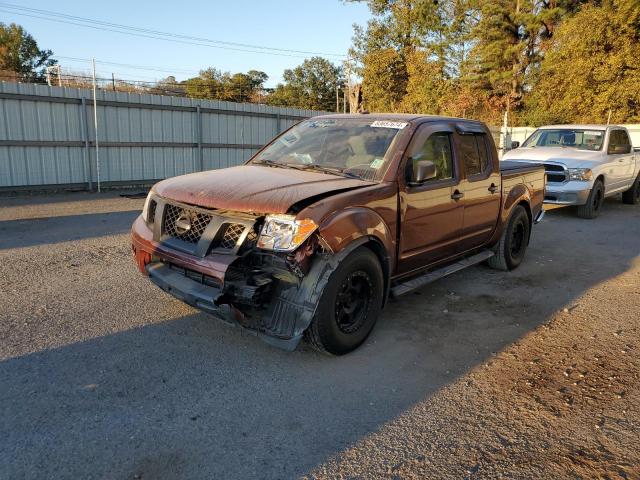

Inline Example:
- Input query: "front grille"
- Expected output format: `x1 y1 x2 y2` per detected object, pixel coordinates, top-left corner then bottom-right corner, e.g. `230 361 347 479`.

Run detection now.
163 204 212 244
544 163 568 183
220 223 245 250
159 201 258 255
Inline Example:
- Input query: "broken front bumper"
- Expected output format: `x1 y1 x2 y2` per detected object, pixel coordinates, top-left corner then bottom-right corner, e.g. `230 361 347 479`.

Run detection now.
144 261 302 350
131 214 340 351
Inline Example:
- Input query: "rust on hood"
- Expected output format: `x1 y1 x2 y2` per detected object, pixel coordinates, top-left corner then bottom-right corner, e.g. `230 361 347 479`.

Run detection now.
154 165 375 214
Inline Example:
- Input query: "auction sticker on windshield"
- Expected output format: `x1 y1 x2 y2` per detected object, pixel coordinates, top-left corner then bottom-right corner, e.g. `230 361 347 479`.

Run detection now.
370 158 385 169
371 120 408 129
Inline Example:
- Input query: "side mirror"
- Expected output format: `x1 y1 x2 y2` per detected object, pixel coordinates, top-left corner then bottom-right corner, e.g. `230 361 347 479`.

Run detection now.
511 141 520 149
609 144 630 154
412 160 437 185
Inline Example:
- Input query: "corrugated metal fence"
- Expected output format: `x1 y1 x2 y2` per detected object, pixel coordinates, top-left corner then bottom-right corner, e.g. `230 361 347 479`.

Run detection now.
2 81 638 191
0 82 327 191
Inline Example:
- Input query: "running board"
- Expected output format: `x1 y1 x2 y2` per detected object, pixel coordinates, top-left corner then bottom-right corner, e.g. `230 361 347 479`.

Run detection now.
390 250 495 298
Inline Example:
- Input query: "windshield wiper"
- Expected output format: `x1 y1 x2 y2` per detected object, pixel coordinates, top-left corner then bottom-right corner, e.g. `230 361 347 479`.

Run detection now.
253 159 290 169
299 164 360 179
253 159 310 172
254 160 360 178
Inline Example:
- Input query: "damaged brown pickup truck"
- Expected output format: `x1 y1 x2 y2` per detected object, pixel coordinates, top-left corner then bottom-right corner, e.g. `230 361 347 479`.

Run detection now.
132 114 545 354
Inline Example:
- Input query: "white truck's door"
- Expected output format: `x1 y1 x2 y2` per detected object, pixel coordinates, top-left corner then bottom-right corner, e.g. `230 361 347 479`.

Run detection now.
607 129 635 191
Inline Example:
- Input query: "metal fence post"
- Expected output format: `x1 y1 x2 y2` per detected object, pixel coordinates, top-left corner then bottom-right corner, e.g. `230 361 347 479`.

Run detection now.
196 105 203 172
81 97 93 191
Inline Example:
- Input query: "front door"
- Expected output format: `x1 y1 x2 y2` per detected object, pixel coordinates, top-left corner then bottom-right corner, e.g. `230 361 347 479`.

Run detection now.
608 129 635 191
397 125 464 275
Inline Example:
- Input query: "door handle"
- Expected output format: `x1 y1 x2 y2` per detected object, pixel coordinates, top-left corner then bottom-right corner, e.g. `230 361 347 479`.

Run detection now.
488 183 499 194
451 190 464 201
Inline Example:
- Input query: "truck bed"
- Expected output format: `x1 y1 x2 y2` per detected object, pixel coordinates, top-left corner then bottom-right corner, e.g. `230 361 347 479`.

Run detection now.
500 160 544 179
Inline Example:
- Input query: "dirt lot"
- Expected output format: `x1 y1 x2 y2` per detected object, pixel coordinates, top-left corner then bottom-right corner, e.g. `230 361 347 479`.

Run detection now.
0 191 638 480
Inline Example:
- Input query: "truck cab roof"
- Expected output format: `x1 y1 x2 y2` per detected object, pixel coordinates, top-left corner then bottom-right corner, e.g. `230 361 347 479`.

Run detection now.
536 124 627 130
315 113 487 127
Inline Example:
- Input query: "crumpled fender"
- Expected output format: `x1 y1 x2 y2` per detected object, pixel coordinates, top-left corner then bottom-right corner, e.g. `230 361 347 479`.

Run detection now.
317 206 395 270
257 237 373 351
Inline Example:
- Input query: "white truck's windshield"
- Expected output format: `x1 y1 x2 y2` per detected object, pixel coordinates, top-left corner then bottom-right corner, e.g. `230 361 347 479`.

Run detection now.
523 129 605 151
251 118 407 181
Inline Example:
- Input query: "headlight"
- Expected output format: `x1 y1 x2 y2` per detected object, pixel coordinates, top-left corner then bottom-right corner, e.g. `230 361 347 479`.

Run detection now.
257 215 318 252
142 191 155 223
568 168 593 181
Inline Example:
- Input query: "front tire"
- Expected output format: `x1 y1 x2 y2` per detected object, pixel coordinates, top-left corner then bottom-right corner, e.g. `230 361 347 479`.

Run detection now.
622 174 640 205
305 247 384 355
577 179 604 219
487 205 530 272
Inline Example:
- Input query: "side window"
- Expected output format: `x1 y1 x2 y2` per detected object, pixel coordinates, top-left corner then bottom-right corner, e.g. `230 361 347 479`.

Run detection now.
609 130 620 149
608 130 630 153
475 135 490 172
619 130 631 147
407 131 454 183
459 134 489 176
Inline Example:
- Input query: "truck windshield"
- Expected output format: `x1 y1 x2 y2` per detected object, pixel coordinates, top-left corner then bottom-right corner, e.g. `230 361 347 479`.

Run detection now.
250 118 407 181
522 129 605 151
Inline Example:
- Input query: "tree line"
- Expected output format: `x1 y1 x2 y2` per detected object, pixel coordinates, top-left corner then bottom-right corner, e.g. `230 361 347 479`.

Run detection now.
351 0 640 125
2 0 639 126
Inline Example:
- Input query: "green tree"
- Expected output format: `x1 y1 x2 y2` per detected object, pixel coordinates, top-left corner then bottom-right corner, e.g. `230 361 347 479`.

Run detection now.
0 23 56 81
523 0 640 125
460 0 590 123
184 68 268 102
267 57 343 111
349 0 450 112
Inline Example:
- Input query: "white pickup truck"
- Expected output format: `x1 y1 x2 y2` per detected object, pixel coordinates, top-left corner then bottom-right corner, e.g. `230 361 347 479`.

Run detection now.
502 124 640 218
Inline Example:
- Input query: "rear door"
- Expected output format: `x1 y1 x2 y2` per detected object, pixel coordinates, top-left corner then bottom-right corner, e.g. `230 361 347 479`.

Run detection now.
608 129 635 190
397 123 464 275
456 128 501 252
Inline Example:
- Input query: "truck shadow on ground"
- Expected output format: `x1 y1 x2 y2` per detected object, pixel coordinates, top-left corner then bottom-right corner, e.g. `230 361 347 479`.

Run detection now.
0 210 140 249
1 200 639 479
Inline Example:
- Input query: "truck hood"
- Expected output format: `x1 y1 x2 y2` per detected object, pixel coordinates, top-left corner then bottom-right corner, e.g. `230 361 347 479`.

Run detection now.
154 165 376 214
502 147 602 167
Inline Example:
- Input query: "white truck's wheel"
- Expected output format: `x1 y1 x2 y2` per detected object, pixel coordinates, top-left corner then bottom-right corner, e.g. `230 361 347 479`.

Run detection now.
576 180 604 219
622 174 640 205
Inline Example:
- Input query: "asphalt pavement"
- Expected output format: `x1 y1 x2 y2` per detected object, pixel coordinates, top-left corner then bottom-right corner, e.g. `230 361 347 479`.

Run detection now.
1 191 638 479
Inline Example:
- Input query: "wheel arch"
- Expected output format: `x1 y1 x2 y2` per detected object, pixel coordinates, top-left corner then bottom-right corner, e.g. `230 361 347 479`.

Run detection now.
359 236 391 307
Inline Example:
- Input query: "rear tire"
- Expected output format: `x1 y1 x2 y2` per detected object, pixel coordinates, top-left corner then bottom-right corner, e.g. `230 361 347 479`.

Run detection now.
622 174 640 205
305 247 384 355
487 205 530 272
577 179 604 219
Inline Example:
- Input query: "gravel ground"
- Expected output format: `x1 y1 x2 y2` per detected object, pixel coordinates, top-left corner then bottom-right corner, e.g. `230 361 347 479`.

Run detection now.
0 191 638 480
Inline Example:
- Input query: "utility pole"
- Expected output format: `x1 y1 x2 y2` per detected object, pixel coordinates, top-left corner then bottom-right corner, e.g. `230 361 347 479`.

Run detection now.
112 73 116 92
342 57 351 113
336 84 339 112
92 58 101 193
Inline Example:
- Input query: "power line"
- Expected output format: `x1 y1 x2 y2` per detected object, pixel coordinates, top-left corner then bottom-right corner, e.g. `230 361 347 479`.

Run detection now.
55 56 201 76
0 3 347 59
0 8 309 58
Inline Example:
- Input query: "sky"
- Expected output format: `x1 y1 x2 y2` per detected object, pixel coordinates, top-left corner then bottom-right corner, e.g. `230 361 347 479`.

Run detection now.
1 1 372 86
